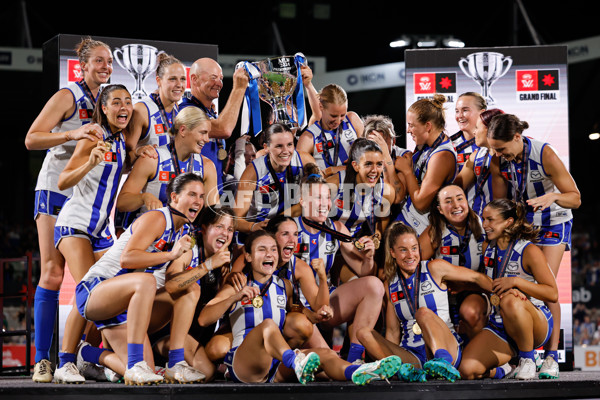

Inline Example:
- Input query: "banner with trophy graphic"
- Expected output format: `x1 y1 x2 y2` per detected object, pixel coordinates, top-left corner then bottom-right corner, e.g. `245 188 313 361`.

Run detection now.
42 34 217 102
42 33 218 354
405 45 573 367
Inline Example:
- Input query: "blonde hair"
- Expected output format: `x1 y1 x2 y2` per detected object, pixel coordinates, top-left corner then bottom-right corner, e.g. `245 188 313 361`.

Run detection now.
319 84 348 107
169 107 209 137
458 92 487 111
75 36 111 70
408 94 447 130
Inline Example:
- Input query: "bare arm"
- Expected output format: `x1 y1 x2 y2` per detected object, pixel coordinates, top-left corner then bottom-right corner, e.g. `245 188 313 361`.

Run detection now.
116 151 159 212
57 139 105 190
384 281 401 344
526 145 581 211
208 68 249 139
492 244 558 303
396 150 456 212
120 211 192 269
25 89 103 150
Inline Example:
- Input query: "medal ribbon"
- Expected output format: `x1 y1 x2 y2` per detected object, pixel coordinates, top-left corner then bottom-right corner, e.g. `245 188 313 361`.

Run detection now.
293 53 307 128
509 138 529 204
78 79 98 108
492 240 516 280
168 142 193 176
447 224 472 267
248 271 273 304
150 93 175 130
320 122 341 168
412 133 446 184
301 217 356 244
397 266 421 319
238 61 262 137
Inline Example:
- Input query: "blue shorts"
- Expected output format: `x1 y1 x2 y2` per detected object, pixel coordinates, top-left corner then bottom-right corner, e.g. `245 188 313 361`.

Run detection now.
484 303 553 350
54 225 113 252
34 190 68 219
223 346 281 383
76 277 128 330
537 220 572 250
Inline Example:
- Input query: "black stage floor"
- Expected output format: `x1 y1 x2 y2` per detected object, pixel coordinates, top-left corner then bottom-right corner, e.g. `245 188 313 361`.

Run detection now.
1 372 599 400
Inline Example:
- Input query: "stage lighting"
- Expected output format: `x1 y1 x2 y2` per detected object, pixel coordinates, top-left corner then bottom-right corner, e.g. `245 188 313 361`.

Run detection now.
442 37 465 48
589 133 600 140
390 36 412 48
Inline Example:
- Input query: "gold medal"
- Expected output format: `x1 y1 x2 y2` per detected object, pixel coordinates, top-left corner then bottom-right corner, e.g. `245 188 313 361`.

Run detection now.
217 148 228 160
372 234 380 250
291 304 303 313
353 240 365 251
490 294 500 307
251 296 264 308
189 236 196 249
412 322 422 335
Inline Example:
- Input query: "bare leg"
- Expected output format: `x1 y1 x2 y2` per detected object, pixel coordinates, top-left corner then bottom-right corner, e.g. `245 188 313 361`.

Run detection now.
458 293 489 339
541 244 565 353
459 329 513 380
232 319 292 383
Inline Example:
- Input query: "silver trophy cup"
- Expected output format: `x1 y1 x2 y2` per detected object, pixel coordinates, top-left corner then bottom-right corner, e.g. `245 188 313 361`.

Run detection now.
113 44 159 100
458 52 512 105
254 55 299 129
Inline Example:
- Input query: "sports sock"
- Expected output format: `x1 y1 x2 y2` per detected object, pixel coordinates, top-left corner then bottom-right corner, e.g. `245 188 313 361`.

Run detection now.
34 287 59 363
127 343 144 369
347 343 365 363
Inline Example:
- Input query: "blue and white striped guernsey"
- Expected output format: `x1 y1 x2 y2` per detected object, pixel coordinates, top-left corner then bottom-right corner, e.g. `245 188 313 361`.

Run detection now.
304 117 358 170
388 261 460 349
55 125 126 239
136 94 178 148
35 81 96 197
229 274 287 348
81 207 186 289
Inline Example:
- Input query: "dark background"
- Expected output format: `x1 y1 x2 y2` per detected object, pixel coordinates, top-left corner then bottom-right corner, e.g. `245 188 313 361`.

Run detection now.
1 0 600 257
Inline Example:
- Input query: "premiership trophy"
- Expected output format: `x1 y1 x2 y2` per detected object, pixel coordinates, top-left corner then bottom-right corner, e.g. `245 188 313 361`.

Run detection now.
254 55 301 130
458 51 512 105
113 44 160 100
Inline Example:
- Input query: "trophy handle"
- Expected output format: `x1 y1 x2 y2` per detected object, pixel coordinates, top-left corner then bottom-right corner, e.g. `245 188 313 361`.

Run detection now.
499 56 513 79
113 48 126 71
458 58 473 79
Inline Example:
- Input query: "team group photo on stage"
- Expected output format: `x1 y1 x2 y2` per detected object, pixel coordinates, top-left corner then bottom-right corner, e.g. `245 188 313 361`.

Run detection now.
5 2 600 396
12 30 581 390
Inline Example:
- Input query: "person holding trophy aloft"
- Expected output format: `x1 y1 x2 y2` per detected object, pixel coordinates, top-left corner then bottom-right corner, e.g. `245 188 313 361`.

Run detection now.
180 57 249 195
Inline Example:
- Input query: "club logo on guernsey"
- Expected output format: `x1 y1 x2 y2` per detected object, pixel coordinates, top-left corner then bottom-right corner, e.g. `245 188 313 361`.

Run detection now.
154 239 167 251
159 171 177 182
79 109 92 119
390 291 404 303
104 152 117 162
